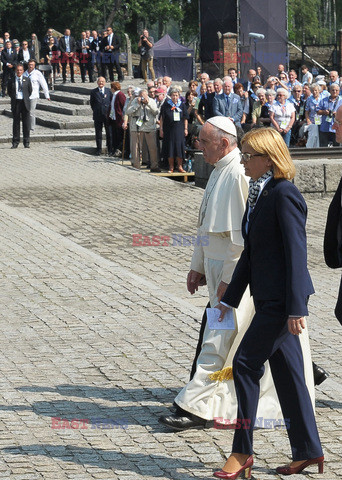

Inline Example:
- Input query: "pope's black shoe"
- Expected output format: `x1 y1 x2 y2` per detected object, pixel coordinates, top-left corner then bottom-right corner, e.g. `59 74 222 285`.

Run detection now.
158 412 207 431
313 362 329 386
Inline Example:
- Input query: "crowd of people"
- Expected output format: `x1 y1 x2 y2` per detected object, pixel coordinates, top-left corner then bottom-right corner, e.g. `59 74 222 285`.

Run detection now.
2 27 342 156
0 27 124 94
91 64 342 173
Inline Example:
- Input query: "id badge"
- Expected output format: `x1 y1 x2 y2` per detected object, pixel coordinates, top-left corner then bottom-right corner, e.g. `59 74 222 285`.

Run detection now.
136 118 143 127
280 120 287 129
173 111 180 122
296 113 299 121
299 106 304 116
314 115 321 125
326 116 332 123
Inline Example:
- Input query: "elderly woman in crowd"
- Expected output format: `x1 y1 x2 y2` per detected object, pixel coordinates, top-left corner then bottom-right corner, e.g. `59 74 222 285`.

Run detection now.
251 87 271 127
108 81 126 157
160 87 189 173
317 83 342 147
122 85 135 159
269 88 296 146
305 83 321 148
266 88 276 106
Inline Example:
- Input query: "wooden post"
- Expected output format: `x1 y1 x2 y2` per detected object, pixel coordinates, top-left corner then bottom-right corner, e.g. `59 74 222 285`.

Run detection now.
124 33 133 78
338 30 342 74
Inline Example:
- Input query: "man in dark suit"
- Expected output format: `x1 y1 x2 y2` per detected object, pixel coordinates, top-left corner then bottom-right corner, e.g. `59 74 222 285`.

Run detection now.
77 31 93 82
90 30 102 79
59 29 76 83
43 28 58 47
324 105 342 323
242 68 257 94
212 80 243 127
101 26 123 82
90 77 112 155
1 40 18 96
8 64 32 148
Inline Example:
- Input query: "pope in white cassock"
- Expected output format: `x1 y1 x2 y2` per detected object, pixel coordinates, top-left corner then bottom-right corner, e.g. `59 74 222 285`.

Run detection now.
159 117 315 431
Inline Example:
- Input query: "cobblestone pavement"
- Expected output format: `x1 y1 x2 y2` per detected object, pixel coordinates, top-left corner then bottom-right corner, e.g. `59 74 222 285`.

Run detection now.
0 142 341 480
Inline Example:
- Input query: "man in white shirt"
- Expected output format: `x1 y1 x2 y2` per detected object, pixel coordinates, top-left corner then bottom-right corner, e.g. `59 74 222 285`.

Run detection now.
301 65 313 85
24 60 50 131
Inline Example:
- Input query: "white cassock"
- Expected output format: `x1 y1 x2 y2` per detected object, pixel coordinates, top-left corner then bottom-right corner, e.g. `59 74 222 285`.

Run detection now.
175 147 315 426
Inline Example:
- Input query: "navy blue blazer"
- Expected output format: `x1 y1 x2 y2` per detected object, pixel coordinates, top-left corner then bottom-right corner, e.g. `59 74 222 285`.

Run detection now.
212 92 243 126
222 177 314 316
90 87 112 121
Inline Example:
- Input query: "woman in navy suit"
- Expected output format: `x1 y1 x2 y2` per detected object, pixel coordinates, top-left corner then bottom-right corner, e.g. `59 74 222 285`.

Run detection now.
214 128 323 479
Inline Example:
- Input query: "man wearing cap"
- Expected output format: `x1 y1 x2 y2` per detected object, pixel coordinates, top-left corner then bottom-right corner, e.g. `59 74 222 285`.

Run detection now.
158 117 255 430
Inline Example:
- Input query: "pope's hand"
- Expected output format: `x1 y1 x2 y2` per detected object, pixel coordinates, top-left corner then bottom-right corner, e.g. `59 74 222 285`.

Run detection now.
216 281 228 302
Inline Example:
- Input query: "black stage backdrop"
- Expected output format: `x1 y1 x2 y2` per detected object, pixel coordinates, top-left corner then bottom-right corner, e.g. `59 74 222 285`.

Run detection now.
200 0 237 63
239 0 287 79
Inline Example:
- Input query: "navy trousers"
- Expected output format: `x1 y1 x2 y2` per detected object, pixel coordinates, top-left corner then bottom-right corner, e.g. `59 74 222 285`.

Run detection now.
232 299 323 461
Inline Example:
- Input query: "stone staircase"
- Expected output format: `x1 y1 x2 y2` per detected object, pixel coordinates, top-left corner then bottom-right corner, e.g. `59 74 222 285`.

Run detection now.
0 82 97 143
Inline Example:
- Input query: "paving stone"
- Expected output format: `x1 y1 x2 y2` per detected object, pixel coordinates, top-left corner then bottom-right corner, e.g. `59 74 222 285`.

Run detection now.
0 142 340 480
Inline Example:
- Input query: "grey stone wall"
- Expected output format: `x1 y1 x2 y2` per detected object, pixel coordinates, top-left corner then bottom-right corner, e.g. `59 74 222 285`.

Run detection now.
194 152 342 196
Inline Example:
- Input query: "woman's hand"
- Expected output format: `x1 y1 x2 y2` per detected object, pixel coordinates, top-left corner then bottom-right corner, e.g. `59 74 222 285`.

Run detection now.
288 316 306 335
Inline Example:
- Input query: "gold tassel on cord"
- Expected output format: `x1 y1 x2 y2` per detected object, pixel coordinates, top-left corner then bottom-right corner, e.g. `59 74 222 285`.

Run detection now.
209 366 233 382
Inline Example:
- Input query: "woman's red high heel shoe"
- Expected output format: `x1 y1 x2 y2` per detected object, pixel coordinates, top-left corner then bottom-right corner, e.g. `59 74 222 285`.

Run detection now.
213 455 253 479
276 456 324 475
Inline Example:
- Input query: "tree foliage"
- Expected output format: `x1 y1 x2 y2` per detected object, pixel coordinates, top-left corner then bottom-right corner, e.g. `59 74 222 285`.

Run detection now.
0 0 198 45
288 0 340 44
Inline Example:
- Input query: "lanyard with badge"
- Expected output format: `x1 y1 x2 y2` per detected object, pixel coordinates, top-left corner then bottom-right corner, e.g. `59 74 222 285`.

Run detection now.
172 106 181 121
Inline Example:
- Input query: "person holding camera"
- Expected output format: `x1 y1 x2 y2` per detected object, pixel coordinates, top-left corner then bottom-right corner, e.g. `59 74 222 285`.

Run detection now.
317 83 342 146
126 88 160 171
138 29 155 83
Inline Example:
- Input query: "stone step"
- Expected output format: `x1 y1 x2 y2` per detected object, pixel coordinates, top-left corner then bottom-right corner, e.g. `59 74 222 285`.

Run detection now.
48 91 90 105
54 84 96 95
36 99 92 116
0 132 95 144
3 109 93 129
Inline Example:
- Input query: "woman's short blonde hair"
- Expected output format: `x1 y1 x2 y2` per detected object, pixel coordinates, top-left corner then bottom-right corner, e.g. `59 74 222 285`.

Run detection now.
241 128 296 180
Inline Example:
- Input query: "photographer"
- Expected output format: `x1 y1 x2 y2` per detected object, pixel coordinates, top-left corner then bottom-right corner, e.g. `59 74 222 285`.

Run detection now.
138 29 155 83
126 88 160 171
317 84 342 146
